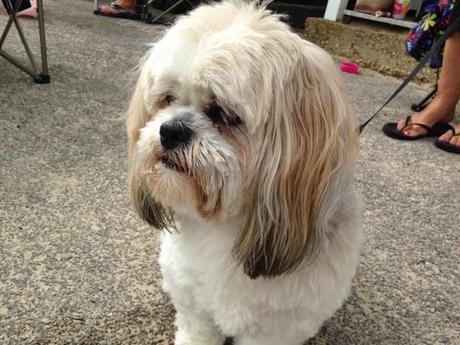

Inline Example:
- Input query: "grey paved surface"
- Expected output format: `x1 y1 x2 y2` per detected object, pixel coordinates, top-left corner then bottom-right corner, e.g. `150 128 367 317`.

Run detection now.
0 1 459 344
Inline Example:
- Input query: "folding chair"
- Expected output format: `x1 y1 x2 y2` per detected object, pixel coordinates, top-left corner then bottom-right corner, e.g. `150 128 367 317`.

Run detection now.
0 0 49 83
410 87 437 112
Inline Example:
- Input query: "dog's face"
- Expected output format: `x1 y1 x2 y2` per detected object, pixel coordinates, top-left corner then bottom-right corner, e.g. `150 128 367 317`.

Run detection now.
127 1 358 279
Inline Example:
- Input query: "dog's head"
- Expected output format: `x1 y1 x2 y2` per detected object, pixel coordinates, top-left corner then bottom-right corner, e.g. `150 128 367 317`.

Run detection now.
127 0 358 279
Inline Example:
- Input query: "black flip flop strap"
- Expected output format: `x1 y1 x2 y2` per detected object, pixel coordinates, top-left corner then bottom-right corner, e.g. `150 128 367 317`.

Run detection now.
359 9 460 134
401 116 432 133
442 124 459 137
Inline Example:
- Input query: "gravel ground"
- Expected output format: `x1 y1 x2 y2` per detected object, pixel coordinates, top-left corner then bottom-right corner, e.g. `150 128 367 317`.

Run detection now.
0 1 459 344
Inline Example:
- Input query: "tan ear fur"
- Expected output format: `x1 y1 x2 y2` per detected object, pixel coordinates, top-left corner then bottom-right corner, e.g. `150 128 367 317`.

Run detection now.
234 42 358 279
127 77 150 168
127 74 175 229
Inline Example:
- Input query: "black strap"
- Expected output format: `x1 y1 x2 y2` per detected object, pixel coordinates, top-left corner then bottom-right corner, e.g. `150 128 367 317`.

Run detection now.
400 115 432 132
359 10 460 134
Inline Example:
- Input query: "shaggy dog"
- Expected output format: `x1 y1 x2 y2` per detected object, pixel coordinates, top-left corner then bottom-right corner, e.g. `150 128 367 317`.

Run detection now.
127 1 362 344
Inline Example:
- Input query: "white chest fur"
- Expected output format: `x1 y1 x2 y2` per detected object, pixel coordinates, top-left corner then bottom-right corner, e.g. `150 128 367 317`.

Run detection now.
158 205 362 344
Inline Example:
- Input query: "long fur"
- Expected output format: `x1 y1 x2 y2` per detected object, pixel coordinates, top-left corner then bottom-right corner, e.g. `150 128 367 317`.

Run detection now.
127 1 361 344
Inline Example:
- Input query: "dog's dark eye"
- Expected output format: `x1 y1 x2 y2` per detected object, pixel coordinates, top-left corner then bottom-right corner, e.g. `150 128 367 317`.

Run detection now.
227 115 243 126
206 105 243 128
206 105 224 124
164 94 175 105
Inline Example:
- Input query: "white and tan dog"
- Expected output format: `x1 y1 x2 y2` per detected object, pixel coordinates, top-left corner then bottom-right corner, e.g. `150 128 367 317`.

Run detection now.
127 1 362 344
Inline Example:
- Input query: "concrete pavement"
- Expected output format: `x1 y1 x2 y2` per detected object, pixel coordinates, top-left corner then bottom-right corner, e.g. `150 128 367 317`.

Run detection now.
1 1 459 344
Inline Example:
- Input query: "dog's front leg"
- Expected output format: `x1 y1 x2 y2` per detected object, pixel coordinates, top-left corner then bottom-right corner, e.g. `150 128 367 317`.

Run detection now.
234 331 310 345
174 307 225 345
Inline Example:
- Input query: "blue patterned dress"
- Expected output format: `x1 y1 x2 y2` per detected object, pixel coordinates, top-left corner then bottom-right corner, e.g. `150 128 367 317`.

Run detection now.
406 0 458 67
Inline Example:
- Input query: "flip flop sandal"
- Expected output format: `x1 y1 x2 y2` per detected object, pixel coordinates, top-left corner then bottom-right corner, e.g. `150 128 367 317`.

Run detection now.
95 3 140 20
382 115 451 141
434 125 460 154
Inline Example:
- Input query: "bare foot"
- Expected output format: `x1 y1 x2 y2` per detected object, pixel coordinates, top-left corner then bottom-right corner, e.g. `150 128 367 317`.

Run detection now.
438 122 460 147
112 0 135 11
98 0 136 15
396 95 456 137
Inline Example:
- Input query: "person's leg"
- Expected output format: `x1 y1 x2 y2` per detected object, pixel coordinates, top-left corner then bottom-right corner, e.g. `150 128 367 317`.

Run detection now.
396 31 460 137
436 31 460 147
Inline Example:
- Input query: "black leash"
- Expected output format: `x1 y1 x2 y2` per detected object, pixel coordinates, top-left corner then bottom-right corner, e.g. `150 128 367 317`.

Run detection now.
359 11 460 134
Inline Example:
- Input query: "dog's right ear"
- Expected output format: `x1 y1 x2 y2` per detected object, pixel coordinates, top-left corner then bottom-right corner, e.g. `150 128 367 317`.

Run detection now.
126 75 150 165
126 72 175 230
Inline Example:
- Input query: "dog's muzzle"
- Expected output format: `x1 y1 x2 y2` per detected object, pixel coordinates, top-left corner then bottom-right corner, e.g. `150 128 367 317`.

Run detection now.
160 119 193 150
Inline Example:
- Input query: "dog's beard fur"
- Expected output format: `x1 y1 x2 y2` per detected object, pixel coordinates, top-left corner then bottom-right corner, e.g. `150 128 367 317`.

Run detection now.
130 104 247 224
127 0 359 279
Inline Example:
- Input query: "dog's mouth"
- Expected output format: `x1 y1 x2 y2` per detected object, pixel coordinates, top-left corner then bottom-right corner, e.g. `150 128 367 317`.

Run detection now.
160 154 184 172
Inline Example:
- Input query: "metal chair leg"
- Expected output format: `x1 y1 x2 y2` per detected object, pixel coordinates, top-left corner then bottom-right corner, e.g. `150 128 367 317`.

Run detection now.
410 87 437 112
0 0 50 83
36 0 49 83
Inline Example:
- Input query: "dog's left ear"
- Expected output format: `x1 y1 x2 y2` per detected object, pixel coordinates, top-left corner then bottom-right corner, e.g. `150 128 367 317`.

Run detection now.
233 42 358 279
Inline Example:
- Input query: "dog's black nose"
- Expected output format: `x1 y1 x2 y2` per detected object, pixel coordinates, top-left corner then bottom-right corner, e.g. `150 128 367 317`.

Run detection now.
160 119 193 150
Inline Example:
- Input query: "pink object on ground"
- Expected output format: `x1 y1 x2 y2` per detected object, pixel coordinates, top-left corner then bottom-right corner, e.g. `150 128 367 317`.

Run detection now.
17 0 37 18
339 61 360 74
